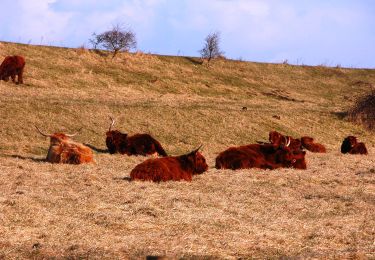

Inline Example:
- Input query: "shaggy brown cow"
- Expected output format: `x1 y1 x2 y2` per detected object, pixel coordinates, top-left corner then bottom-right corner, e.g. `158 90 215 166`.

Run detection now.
0 55 25 84
341 136 368 155
215 143 306 170
300 136 327 153
130 146 208 182
105 117 167 156
36 126 94 164
269 131 302 151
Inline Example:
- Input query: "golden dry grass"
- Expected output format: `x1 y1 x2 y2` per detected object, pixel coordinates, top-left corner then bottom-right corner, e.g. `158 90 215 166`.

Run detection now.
0 41 374 259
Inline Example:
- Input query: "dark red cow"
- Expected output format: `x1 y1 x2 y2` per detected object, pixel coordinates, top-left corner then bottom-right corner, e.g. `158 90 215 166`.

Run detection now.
269 131 302 151
106 117 167 156
130 147 208 182
215 143 306 170
300 136 326 153
341 136 368 155
0 55 25 84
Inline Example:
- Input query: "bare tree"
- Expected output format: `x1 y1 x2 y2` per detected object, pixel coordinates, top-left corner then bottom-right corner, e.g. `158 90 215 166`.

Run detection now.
90 24 137 58
199 32 224 64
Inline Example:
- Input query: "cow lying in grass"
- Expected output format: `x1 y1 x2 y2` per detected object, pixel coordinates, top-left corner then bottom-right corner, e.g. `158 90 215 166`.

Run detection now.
36 126 94 164
106 117 167 156
300 136 327 153
130 146 208 182
215 143 306 170
269 131 326 153
0 55 25 84
341 136 368 155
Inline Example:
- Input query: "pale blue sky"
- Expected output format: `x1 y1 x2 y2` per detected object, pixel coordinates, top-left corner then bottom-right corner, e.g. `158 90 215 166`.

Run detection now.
0 0 374 68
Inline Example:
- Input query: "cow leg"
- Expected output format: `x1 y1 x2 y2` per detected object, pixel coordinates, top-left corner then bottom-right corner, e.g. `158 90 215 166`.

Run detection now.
11 74 16 83
17 70 23 84
3 76 9 82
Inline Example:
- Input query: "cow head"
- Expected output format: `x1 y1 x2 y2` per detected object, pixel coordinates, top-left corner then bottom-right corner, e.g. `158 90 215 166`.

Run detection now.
105 116 128 154
269 131 292 147
183 145 208 174
341 136 358 154
269 131 283 146
276 147 306 169
270 131 302 151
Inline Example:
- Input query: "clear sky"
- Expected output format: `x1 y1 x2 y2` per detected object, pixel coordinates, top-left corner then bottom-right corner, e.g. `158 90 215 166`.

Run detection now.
1 0 374 68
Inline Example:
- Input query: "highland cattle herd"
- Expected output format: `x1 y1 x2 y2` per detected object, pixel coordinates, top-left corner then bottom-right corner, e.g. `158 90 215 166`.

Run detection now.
0 55 370 182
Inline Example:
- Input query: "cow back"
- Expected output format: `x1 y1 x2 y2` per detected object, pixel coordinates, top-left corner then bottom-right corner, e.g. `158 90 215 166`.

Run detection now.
130 157 192 182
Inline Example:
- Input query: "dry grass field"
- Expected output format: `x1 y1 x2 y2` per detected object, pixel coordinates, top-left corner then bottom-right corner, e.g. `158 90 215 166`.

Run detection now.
0 41 374 259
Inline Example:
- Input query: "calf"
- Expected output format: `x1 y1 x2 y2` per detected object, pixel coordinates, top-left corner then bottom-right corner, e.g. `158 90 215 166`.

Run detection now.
106 117 167 156
215 143 306 170
300 136 326 153
130 146 208 182
341 136 368 155
0 55 25 84
36 126 93 164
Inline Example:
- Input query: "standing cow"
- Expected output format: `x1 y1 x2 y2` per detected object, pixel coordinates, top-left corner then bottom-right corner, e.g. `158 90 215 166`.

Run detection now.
130 146 208 182
106 117 167 156
36 126 94 164
0 55 25 84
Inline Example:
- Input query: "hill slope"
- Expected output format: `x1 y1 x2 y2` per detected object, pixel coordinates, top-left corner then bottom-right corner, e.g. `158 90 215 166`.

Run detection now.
0 42 374 259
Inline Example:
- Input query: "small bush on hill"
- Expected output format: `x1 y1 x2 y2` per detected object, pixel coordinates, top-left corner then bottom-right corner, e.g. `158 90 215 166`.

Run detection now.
349 90 375 131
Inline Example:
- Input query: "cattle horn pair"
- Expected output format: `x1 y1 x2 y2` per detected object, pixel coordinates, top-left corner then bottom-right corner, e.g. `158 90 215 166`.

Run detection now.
35 125 79 137
108 116 116 131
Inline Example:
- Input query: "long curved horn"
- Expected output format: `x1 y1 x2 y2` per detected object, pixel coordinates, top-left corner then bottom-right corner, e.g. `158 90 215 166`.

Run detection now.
108 116 115 131
192 144 203 153
35 125 51 137
65 128 81 137
285 136 291 147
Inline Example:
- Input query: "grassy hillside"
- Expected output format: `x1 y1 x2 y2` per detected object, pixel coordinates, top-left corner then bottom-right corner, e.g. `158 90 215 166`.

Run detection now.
0 41 374 259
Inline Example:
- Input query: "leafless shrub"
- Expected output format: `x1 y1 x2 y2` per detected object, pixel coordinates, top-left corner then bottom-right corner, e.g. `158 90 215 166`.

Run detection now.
349 89 375 131
90 24 137 58
199 31 224 65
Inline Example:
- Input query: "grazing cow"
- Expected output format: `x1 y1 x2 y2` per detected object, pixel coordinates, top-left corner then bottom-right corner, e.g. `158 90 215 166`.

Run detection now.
341 136 368 155
0 55 25 84
300 136 327 153
105 117 167 156
269 131 302 151
215 143 306 170
130 146 208 182
36 126 94 164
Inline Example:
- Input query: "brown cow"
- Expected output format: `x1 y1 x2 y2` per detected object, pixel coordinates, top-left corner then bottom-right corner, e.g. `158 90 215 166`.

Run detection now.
106 117 167 156
0 55 25 84
215 143 306 170
130 146 208 182
36 126 94 164
341 136 368 155
300 136 326 153
269 131 302 151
